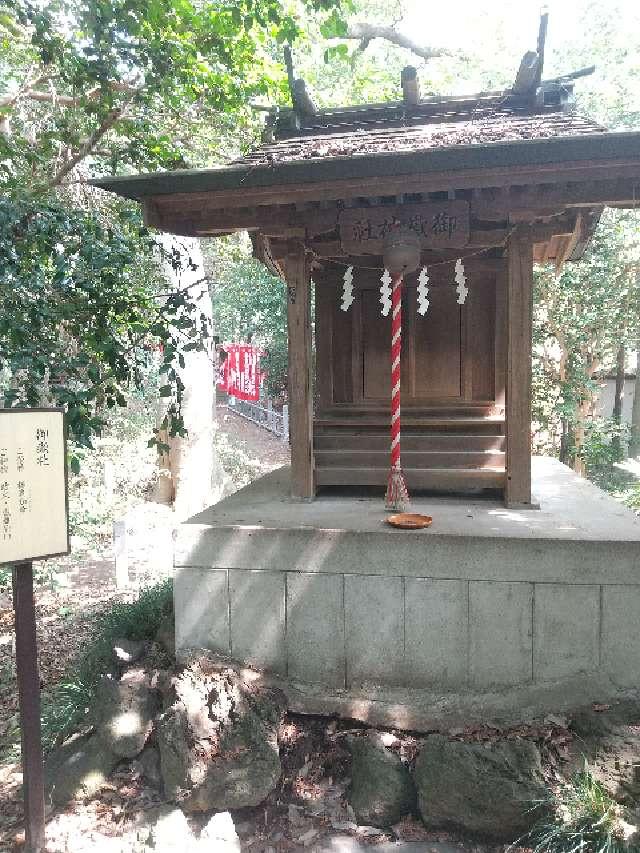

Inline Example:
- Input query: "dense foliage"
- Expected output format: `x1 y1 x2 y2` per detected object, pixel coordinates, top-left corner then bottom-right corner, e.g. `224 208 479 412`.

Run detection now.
533 210 640 472
2 0 344 186
0 0 343 447
0 197 214 457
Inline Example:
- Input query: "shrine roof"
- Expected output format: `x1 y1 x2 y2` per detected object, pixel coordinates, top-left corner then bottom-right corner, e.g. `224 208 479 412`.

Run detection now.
93 121 640 204
237 107 605 167
92 82 640 208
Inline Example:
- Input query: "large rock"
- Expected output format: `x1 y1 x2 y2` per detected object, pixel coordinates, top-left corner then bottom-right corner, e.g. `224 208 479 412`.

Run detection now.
93 669 160 758
347 734 415 827
157 651 286 813
414 734 548 841
45 732 120 806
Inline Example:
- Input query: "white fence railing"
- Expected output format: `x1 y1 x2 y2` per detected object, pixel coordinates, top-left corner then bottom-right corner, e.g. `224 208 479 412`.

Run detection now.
227 396 289 443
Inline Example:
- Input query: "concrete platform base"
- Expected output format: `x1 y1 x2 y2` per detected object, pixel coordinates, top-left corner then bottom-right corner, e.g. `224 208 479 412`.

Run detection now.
174 457 640 709
318 841 469 853
267 671 638 732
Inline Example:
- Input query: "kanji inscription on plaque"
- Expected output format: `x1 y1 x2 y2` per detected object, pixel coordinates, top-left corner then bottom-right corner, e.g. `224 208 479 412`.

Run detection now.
0 409 68 565
339 200 470 255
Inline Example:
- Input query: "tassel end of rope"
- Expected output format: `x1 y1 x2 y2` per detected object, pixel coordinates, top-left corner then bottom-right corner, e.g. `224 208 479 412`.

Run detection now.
385 465 411 512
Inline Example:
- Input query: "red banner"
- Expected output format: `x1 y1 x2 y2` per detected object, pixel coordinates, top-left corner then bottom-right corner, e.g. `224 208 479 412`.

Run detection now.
217 344 264 401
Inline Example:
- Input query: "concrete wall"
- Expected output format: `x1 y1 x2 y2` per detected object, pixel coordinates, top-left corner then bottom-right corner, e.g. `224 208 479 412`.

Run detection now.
174 566 640 691
594 377 635 423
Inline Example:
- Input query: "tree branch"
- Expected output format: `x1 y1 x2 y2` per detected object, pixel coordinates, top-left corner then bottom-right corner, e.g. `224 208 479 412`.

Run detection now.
48 106 126 188
0 70 48 112
344 22 454 61
0 80 140 109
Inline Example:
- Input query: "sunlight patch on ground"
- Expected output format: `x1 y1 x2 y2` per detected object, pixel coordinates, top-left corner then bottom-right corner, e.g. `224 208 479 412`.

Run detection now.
615 458 640 478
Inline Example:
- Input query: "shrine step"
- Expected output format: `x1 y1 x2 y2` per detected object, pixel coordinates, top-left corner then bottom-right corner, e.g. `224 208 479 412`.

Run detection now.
314 433 506 452
314 416 505 433
315 466 506 491
315 449 506 469
320 405 498 418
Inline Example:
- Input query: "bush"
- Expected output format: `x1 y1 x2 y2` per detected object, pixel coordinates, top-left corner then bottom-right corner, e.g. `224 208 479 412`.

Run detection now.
525 768 638 853
583 418 629 477
41 579 173 750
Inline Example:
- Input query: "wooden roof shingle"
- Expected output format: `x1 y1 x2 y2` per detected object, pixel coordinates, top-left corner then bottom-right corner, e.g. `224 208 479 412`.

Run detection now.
238 108 606 167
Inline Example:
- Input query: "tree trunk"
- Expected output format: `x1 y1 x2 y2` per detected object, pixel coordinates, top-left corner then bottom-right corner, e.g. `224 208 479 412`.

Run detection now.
573 401 589 477
612 344 626 458
630 339 640 458
559 418 570 465
153 236 225 520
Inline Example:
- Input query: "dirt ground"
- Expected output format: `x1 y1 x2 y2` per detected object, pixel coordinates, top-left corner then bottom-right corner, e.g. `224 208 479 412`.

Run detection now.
0 411 291 851
218 404 290 471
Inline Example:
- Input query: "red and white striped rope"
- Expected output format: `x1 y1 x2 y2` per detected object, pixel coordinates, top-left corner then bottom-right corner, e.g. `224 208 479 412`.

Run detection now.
390 272 403 471
385 272 410 511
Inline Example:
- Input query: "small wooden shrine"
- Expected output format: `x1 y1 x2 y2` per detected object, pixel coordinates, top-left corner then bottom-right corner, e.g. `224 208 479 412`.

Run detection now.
96 25 640 507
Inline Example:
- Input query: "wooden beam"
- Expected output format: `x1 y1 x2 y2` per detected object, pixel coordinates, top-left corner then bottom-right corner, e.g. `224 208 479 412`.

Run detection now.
554 211 584 270
535 10 549 90
512 51 540 96
282 244 315 499
472 178 640 219
314 279 333 411
494 260 507 414
139 160 640 213
252 234 286 279
505 228 533 507
152 202 339 240
147 173 639 237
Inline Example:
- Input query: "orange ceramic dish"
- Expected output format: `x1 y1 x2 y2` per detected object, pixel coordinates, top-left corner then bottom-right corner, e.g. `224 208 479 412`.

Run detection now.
386 513 433 529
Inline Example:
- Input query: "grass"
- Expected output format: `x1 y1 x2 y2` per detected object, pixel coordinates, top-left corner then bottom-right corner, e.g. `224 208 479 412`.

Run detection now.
525 768 639 853
40 579 173 751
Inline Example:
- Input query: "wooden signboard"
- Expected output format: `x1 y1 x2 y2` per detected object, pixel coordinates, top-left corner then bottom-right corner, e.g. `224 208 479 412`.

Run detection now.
0 409 69 566
339 200 470 255
2 409 69 853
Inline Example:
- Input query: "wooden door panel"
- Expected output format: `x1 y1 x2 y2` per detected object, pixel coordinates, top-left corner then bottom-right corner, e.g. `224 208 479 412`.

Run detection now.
362 289 389 400
361 289 411 400
470 278 496 401
334 271 496 406
413 286 461 398
331 300 354 403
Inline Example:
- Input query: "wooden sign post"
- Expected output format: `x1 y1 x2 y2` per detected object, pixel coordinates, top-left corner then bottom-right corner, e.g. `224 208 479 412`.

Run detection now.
0 409 69 853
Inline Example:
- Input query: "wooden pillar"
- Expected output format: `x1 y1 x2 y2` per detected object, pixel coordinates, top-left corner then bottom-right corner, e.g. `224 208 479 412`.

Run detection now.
505 229 533 506
283 243 315 499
